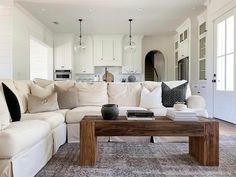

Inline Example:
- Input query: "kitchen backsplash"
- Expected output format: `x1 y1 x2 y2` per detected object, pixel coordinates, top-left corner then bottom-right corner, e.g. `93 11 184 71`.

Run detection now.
74 66 144 82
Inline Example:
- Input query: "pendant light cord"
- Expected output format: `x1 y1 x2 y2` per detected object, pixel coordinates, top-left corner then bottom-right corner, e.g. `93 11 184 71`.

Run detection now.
129 19 132 46
79 19 82 45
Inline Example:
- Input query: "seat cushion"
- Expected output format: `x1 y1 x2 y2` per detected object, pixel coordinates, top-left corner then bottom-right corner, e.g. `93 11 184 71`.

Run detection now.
66 106 102 123
0 120 50 158
149 107 167 116
21 112 64 129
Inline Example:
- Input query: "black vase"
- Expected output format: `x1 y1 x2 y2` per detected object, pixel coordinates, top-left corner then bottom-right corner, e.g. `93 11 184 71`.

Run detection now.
101 104 119 120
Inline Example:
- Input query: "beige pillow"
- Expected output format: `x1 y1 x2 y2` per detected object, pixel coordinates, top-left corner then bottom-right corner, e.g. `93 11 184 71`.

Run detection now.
0 91 10 130
55 85 79 109
31 83 54 98
76 82 108 106
28 92 59 113
33 78 54 87
108 83 142 107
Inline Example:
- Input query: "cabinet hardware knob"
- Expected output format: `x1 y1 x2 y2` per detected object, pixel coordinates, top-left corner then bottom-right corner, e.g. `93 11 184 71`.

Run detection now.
83 71 86 72
113 58 115 60
61 66 65 68
101 58 103 60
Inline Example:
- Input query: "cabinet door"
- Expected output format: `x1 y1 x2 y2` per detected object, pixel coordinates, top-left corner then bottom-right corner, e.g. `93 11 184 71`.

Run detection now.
122 35 143 74
93 39 103 66
54 34 73 70
93 35 122 66
54 45 65 69
75 36 94 74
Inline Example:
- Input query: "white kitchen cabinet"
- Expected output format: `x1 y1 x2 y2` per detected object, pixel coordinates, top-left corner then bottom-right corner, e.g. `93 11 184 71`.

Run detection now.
122 35 143 74
93 35 123 66
178 39 189 59
75 36 94 74
54 33 74 70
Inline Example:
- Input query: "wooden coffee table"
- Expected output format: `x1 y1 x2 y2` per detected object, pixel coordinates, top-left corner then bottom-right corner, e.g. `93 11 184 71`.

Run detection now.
79 116 219 166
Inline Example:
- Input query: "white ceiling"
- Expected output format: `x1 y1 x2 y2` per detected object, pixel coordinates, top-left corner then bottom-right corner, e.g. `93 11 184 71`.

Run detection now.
15 0 206 36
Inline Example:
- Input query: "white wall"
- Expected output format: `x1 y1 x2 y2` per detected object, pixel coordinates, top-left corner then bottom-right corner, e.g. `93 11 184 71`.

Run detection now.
143 35 175 81
13 4 54 80
0 0 13 79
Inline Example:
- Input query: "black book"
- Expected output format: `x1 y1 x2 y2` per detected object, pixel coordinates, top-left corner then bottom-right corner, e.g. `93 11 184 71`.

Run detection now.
127 110 154 117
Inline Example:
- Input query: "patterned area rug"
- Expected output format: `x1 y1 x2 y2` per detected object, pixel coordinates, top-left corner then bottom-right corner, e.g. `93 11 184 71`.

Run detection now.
36 136 236 177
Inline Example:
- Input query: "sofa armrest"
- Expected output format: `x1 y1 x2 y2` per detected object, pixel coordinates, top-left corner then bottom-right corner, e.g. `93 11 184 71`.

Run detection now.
186 95 206 109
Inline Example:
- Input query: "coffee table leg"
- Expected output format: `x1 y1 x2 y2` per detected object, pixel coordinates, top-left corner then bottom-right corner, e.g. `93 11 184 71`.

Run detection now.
79 121 97 166
189 122 219 166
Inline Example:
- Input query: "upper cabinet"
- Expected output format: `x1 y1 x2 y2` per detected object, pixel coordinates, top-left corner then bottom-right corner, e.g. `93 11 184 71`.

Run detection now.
122 35 143 74
93 35 123 66
198 11 207 81
74 35 94 74
54 33 74 70
176 18 191 60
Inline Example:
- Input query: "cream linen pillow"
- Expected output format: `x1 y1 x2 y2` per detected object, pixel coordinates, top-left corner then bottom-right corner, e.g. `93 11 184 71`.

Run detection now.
55 85 79 109
0 91 10 130
139 86 163 109
76 82 108 106
31 83 54 98
28 92 59 113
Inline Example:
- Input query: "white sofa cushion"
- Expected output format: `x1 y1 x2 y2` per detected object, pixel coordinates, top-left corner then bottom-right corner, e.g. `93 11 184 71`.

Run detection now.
142 81 162 91
0 92 10 130
139 86 162 109
13 80 32 113
21 112 65 129
66 106 102 123
108 83 142 107
0 120 50 158
76 82 108 106
149 107 167 116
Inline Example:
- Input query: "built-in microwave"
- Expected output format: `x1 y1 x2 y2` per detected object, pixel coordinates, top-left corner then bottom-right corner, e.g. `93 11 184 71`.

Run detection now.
54 70 72 81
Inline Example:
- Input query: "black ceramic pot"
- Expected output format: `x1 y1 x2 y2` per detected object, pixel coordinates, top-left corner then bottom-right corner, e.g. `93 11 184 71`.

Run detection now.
101 104 119 120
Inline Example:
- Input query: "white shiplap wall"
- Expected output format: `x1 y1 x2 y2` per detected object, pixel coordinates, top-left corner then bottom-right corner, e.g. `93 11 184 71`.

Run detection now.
0 5 13 79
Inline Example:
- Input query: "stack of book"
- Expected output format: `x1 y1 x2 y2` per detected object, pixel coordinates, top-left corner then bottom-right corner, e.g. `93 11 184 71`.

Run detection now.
126 110 154 120
167 108 198 121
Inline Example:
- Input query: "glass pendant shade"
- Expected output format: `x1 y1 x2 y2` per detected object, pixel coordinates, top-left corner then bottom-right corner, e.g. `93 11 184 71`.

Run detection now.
124 19 136 53
74 19 86 52
74 41 87 52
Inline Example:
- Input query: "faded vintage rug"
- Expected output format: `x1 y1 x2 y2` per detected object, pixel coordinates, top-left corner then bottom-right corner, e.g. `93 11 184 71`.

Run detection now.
36 136 236 177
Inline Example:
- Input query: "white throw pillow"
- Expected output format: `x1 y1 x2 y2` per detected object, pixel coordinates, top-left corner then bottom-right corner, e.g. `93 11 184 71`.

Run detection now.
31 83 54 98
0 91 10 130
139 86 163 109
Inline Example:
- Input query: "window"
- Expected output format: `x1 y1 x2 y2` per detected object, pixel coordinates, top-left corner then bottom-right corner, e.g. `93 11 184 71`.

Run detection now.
216 15 234 91
30 38 53 80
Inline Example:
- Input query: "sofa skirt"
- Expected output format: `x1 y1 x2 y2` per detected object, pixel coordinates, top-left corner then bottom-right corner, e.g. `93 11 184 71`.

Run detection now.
0 134 53 177
52 123 66 154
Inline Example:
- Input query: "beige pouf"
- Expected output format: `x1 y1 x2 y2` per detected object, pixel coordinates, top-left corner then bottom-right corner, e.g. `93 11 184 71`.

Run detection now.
187 95 206 109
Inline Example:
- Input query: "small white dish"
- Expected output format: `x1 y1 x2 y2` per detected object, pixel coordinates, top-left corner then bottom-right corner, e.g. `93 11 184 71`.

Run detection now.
174 104 187 111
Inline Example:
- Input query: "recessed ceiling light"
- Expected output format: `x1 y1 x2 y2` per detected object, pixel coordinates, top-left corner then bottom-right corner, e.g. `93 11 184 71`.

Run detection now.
137 8 143 12
89 8 94 13
41 8 46 12
192 7 196 10
53 21 59 25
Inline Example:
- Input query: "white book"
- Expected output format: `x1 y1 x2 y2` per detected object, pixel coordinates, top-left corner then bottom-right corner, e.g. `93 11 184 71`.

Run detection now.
168 116 199 121
167 108 197 118
127 117 154 120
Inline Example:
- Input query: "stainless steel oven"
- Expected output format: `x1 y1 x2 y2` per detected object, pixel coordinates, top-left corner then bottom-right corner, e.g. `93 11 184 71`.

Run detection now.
54 70 72 80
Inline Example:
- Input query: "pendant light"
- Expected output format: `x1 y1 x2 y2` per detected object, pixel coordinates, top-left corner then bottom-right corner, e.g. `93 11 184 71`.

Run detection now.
124 19 136 53
74 19 87 52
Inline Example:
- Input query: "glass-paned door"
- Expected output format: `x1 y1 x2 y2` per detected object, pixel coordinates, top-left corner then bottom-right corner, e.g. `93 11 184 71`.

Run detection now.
213 9 236 123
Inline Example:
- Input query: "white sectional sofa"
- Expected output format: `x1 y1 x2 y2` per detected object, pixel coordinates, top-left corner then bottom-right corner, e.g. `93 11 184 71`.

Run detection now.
0 79 208 177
